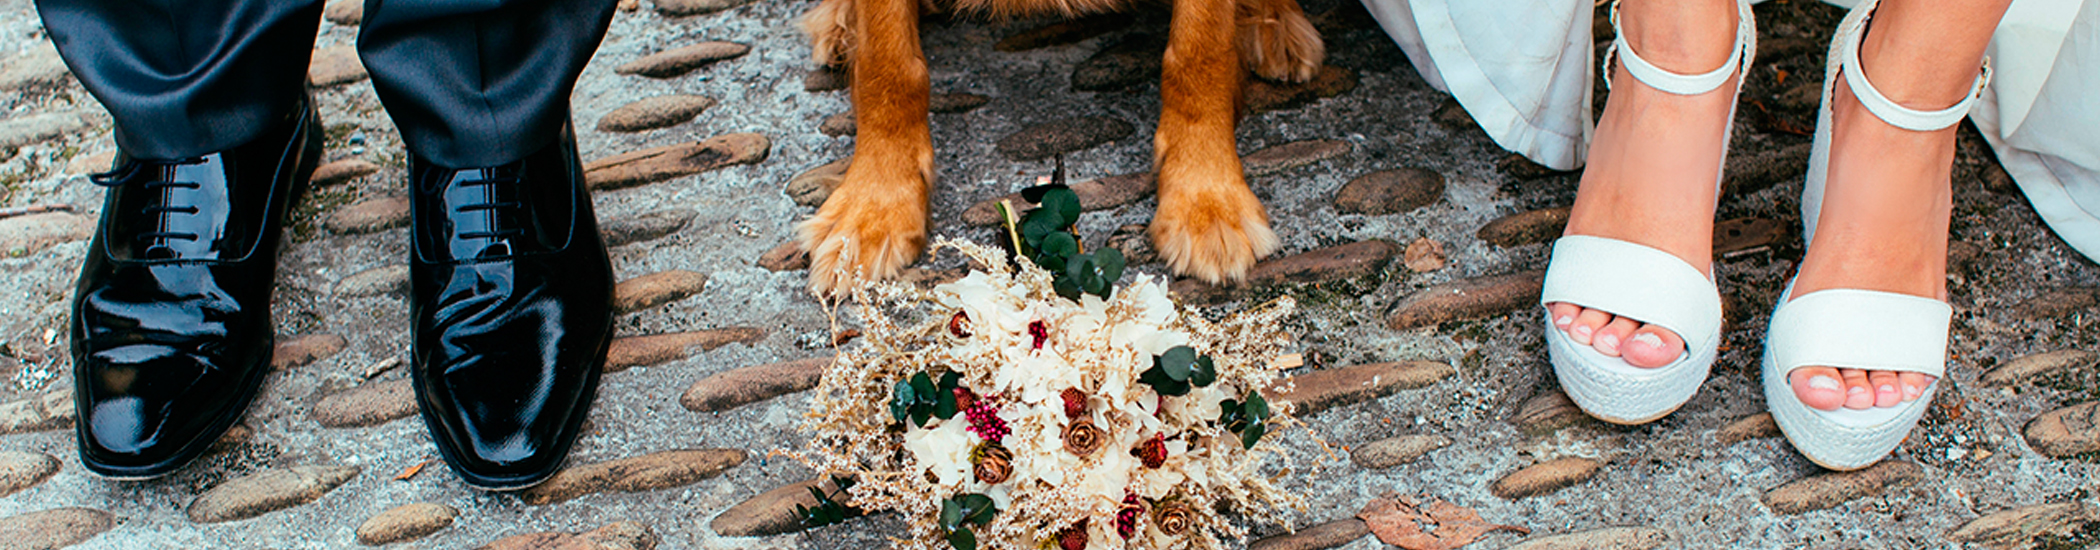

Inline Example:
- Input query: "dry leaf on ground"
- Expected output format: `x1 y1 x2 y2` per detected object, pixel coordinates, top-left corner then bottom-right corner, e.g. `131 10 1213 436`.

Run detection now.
1357 494 1528 550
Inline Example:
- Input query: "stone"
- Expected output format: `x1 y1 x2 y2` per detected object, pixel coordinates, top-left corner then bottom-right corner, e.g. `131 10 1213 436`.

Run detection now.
0 112 90 149
656 0 755 16
1243 139 1352 176
480 521 658 550
1071 35 1164 91
1491 457 1603 499
308 47 368 87
187 465 361 523
0 43 69 92
312 159 380 186
521 449 746 505
334 265 409 297
1431 97 1474 131
311 378 416 428
2023 401 2100 458
2012 287 2099 320
995 14 1134 51
601 209 692 246
1760 461 1923 514
1511 390 1588 436
0 212 93 256
757 242 810 271
680 356 831 413
356 503 457 546
1403 238 1446 272
1478 207 1570 248
962 172 1153 226
605 328 766 372
818 113 855 137
323 0 363 24
995 116 1135 161
1505 527 1670 550
712 478 831 537
929 93 991 114
598 95 716 133
584 133 770 190
0 508 115 549
0 390 73 435
65 150 117 175
1245 66 1358 113
272 334 348 370
786 159 850 207
1333 168 1443 215
1945 502 2100 550
805 67 848 92
1716 412 1782 445
210 423 256 453
1263 361 1455 417
1980 162 2019 194
324 196 410 234
1982 349 2098 386
1496 153 1567 180
0 451 60 498
615 42 751 78
1105 224 1156 264
1247 519 1372 550
1949 240 1984 274
1351 434 1451 469
1385 270 1546 330
1713 217 1786 258
614 270 709 313
1723 143 1811 196
1171 240 1399 302
1754 36 1819 66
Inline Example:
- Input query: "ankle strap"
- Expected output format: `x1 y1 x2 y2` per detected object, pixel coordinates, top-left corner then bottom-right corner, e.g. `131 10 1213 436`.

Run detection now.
1835 2 1992 132
1604 0 1755 96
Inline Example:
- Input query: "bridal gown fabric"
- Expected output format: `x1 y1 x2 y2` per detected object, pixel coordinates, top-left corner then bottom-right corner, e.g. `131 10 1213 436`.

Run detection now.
1363 0 2100 263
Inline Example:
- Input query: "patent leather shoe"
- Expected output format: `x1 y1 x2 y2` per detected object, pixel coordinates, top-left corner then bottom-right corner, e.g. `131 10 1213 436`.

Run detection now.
71 100 320 479
410 125 613 491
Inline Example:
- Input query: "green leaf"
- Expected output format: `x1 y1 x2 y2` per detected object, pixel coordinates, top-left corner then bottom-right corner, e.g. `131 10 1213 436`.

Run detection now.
959 493 998 525
948 527 978 550
912 407 932 428
1246 390 1270 420
1094 246 1125 283
939 372 962 391
1044 187 1081 227
1159 346 1196 381
1240 421 1267 449
940 498 964 531
891 382 915 422
934 387 959 420
1053 278 1081 300
911 373 937 401
1041 232 1078 258
1190 356 1217 387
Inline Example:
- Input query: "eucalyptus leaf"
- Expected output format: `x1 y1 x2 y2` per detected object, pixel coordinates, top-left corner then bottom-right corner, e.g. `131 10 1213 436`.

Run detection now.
940 498 963 530
948 527 977 550
1159 346 1196 380
1240 421 1267 449
1246 390 1270 420
1045 187 1081 227
1095 246 1125 283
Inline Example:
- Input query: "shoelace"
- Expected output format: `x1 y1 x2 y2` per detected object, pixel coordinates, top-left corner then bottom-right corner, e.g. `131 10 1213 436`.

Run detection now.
91 157 209 250
452 173 528 257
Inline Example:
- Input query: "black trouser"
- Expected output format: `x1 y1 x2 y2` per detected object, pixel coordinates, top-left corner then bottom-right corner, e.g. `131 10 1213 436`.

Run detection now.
36 0 616 168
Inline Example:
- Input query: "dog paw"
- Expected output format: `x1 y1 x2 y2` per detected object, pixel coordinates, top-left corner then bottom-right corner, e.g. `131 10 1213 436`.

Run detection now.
795 160 932 297
1236 0 1324 83
803 0 856 66
1151 171 1279 284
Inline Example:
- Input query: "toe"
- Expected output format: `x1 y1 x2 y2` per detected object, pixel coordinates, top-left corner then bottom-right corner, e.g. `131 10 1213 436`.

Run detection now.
1546 303 1581 331
1898 372 1934 403
1567 307 1611 346
1789 367 1847 411
1592 316 1639 357
1868 370 1902 408
1620 324 1684 369
1841 369 1874 410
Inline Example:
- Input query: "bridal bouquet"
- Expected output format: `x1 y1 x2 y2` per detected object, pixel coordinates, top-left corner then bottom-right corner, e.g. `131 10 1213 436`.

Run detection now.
793 186 1305 550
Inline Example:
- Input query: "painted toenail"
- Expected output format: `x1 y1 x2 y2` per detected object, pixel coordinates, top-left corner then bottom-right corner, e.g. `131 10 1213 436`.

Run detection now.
1808 376 1841 391
1629 332 1664 348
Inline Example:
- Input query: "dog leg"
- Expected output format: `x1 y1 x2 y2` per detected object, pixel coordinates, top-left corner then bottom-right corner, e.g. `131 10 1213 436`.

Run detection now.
796 0 934 296
1151 0 1278 284
1235 0 1323 82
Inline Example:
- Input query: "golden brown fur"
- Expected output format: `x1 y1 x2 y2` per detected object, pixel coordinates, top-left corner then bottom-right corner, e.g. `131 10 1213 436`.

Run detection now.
796 0 1322 294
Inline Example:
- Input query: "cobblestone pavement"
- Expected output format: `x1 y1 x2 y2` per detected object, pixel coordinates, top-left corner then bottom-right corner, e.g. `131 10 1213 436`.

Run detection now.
2 0 2098 548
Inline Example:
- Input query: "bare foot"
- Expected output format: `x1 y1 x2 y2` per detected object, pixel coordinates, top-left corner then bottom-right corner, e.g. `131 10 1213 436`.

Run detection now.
1548 0 1738 368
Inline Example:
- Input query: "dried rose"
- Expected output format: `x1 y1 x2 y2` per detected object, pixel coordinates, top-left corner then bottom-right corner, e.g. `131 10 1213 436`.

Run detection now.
1133 433 1167 469
1057 519 1089 550
948 311 971 337
1154 502 1193 536
1060 388 1087 419
1063 418 1105 457
974 444 1013 484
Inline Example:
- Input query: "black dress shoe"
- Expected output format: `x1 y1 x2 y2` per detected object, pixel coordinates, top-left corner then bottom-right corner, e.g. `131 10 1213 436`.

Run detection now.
409 125 613 491
71 100 320 479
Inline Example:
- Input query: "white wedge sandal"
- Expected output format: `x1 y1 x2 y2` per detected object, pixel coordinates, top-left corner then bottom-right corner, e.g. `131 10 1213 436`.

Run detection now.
1540 0 1754 425
1762 0 1990 471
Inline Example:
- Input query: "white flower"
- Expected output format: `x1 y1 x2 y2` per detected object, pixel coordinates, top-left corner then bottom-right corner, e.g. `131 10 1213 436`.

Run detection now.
903 419 975 487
